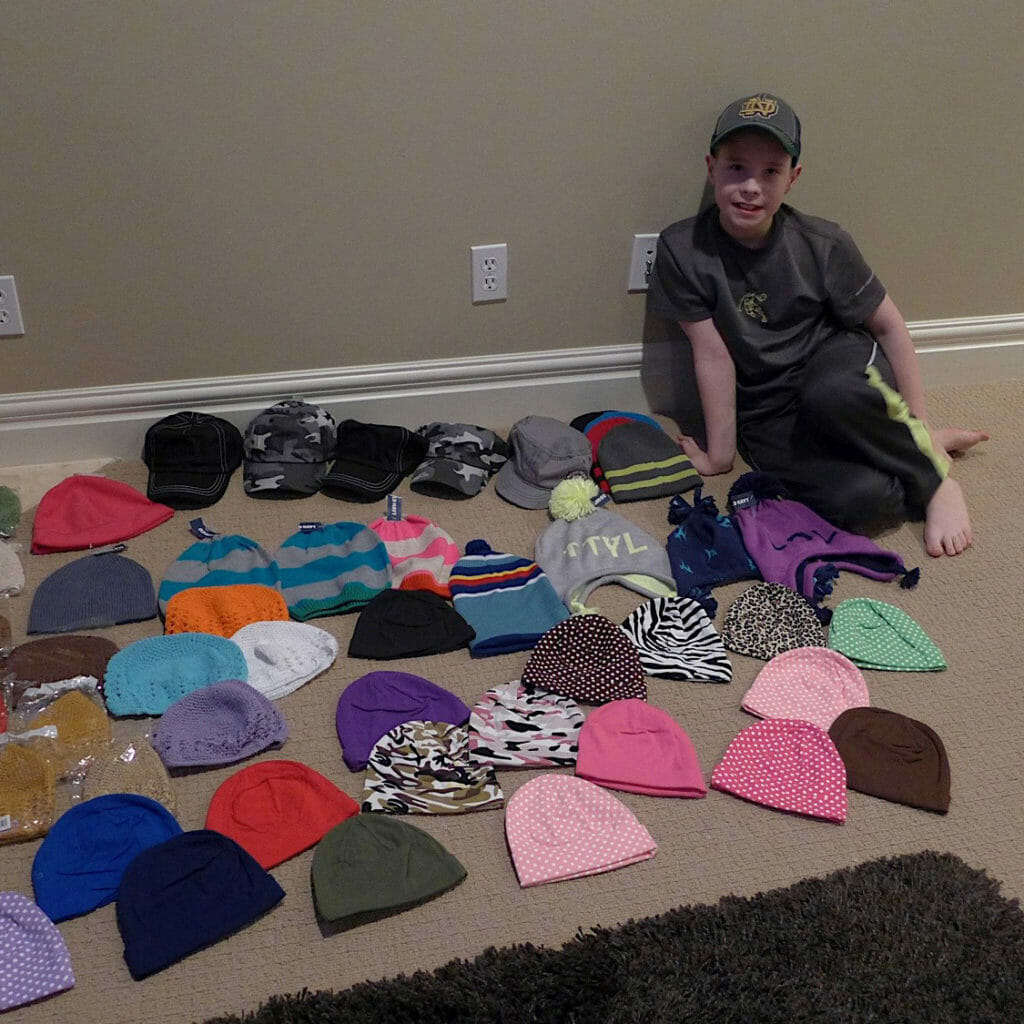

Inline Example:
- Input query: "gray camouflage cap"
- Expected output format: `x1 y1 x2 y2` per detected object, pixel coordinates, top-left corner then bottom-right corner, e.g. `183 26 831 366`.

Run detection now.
243 400 337 497
410 422 509 498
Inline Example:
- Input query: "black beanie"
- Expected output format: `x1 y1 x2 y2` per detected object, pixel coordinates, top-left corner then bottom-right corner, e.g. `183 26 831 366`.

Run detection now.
347 589 475 660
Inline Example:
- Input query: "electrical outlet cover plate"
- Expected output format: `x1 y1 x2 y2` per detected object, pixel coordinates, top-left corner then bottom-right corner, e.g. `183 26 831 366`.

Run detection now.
628 234 659 291
471 243 507 303
0 275 25 336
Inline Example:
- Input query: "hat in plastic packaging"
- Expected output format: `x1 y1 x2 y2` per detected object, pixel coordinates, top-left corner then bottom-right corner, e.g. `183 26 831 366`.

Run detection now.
2 636 119 706
205 759 359 869
410 422 509 499
710 718 847 823
0 743 57 844
721 581 827 661
504 774 658 887
468 680 584 769
242 399 337 498
311 815 467 927
0 486 21 538
163 583 290 638
27 552 158 635
84 739 176 812
24 689 112 778
362 720 503 814
151 679 287 769
0 541 24 597
30 475 173 554
231 620 338 700
322 420 429 502
0 891 75 1011
32 794 182 922
620 596 732 684
828 597 946 671
347 589 475 660
521 614 647 704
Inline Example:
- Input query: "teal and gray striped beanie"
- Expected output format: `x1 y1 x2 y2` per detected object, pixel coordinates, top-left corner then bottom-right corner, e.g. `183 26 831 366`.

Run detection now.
275 522 390 621
157 534 278 615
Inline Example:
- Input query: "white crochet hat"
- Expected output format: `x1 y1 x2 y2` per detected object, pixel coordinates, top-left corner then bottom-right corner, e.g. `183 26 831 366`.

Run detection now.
231 621 338 700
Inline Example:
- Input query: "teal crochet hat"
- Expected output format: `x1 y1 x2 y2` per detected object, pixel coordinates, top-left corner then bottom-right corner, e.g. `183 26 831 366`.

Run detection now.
828 597 946 672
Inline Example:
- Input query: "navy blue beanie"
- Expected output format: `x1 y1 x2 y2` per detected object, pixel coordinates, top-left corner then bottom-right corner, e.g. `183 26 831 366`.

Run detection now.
32 794 182 923
116 829 285 980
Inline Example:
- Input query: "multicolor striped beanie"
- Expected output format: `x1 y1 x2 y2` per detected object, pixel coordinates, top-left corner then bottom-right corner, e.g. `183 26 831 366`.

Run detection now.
335 670 471 772
274 521 391 620
30 474 173 554
163 583 290 637
347 589 475 660
448 540 569 657
368 514 459 597
311 816 466 927
157 533 278 615
829 707 951 814
620 596 732 684
521 614 647 704
572 410 665 495
827 597 946 672
576 699 707 798
742 647 870 730
505 775 658 887
468 680 583 769
32 794 182 922
535 507 676 615
230 620 338 700
0 892 75 1011
116 830 285 980
205 759 359 869
28 551 158 635
362 720 504 815
103 633 248 717
595 419 701 503
150 679 287 769
721 581 827 661
710 718 847 823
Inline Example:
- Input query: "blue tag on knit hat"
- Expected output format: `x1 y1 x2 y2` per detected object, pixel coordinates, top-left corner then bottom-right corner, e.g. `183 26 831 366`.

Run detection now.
592 491 610 508
386 495 402 521
299 521 324 533
189 518 218 539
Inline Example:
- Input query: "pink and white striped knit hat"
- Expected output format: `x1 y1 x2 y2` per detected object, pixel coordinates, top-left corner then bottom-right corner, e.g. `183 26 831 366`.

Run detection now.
504 774 657 887
741 647 869 730
369 515 459 598
710 718 847 823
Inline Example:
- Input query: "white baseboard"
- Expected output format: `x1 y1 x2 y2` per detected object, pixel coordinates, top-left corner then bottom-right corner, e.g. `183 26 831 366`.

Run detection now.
1 314 1021 470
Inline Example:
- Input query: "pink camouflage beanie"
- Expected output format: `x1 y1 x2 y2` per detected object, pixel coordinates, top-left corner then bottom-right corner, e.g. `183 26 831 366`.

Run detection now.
504 774 657 887
741 647 870 730
575 699 707 798
710 718 847 823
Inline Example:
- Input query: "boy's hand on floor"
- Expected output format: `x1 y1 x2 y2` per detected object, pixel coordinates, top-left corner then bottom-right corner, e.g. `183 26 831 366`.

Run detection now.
677 435 733 477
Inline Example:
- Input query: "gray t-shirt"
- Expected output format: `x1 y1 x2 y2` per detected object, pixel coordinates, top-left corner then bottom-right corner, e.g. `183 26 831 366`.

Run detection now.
647 203 886 425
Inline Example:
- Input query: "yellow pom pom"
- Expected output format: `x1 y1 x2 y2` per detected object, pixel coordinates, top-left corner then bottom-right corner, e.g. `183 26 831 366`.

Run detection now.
549 475 599 521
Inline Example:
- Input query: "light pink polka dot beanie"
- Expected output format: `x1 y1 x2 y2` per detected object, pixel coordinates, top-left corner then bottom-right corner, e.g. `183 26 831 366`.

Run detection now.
741 647 869 730
504 774 657 887
710 718 847 823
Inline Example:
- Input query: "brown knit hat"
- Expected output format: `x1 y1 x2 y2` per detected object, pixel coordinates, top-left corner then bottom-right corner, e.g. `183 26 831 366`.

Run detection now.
3 635 120 706
828 706 950 814
25 689 113 778
0 743 58 843
163 583 290 638
84 738 176 813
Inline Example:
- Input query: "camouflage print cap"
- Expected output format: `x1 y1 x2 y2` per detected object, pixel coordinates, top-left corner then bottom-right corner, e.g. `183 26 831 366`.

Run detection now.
410 422 509 499
242 399 337 498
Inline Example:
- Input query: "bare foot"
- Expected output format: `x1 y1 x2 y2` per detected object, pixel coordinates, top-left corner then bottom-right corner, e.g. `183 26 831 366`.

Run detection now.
934 426 989 457
923 476 972 557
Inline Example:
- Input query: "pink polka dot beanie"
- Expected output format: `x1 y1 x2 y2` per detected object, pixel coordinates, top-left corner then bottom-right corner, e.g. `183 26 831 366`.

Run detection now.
710 718 847 823
741 647 869 730
504 774 657 887
575 699 707 798
0 891 75 1011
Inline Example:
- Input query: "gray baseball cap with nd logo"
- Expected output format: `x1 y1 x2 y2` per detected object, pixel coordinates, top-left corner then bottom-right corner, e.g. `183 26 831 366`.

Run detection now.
494 415 592 509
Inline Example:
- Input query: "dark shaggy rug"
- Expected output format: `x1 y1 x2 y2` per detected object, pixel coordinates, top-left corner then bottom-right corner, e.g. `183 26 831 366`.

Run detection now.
202 851 1024 1024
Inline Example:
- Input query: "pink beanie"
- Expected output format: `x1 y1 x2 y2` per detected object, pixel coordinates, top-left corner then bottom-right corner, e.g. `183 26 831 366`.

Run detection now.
575 699 706 798
31 475 174 554
368 515 459 598
741 647 869 730
504 774 657 887
710 718 847 823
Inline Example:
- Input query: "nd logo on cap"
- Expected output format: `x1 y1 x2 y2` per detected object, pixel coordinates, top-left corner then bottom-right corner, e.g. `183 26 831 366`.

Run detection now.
739 94 780 120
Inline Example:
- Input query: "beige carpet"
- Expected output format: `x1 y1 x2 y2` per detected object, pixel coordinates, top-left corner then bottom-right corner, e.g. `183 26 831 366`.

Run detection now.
0 380 1019 1024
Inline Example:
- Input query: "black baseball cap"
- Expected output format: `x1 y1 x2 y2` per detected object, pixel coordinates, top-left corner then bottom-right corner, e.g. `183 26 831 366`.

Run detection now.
143 411 244 509
710 93 801 161
321 420 428 503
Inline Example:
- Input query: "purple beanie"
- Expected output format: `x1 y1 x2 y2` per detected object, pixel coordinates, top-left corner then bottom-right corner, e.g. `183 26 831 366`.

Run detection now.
0 892 75 1011
335 670 471 772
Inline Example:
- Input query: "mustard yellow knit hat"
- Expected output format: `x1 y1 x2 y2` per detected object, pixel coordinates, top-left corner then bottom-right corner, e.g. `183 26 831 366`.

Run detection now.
26 689 113 778
0 744 58 843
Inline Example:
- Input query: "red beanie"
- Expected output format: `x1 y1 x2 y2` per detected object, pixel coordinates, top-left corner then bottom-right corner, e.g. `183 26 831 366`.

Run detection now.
31 475 173 554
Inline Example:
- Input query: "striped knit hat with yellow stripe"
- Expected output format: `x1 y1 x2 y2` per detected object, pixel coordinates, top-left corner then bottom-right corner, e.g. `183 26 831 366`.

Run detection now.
596 420 701 503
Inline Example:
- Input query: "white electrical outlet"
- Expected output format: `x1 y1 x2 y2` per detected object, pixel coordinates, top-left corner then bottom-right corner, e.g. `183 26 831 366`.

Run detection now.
471 243 507 303
627 234 659 291
0 275 25 336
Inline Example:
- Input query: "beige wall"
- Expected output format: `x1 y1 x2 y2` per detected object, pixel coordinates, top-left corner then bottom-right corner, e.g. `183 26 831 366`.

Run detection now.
2 1 1021 396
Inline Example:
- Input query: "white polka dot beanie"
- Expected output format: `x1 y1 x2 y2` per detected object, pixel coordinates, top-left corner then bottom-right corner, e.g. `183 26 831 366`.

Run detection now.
741 647 869 730
231 621 338 700
827 597 946 672
521 614 647 704
504 774 657 887
710 718 847 823
0 891 75 1011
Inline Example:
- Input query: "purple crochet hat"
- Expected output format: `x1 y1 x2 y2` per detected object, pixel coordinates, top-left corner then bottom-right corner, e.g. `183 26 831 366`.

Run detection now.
335 670 471 772
151 679 287 768
0 892 75 1011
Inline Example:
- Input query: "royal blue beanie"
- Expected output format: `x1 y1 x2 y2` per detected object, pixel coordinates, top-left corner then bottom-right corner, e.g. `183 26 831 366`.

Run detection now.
32 794 182 923
116 829 285 980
